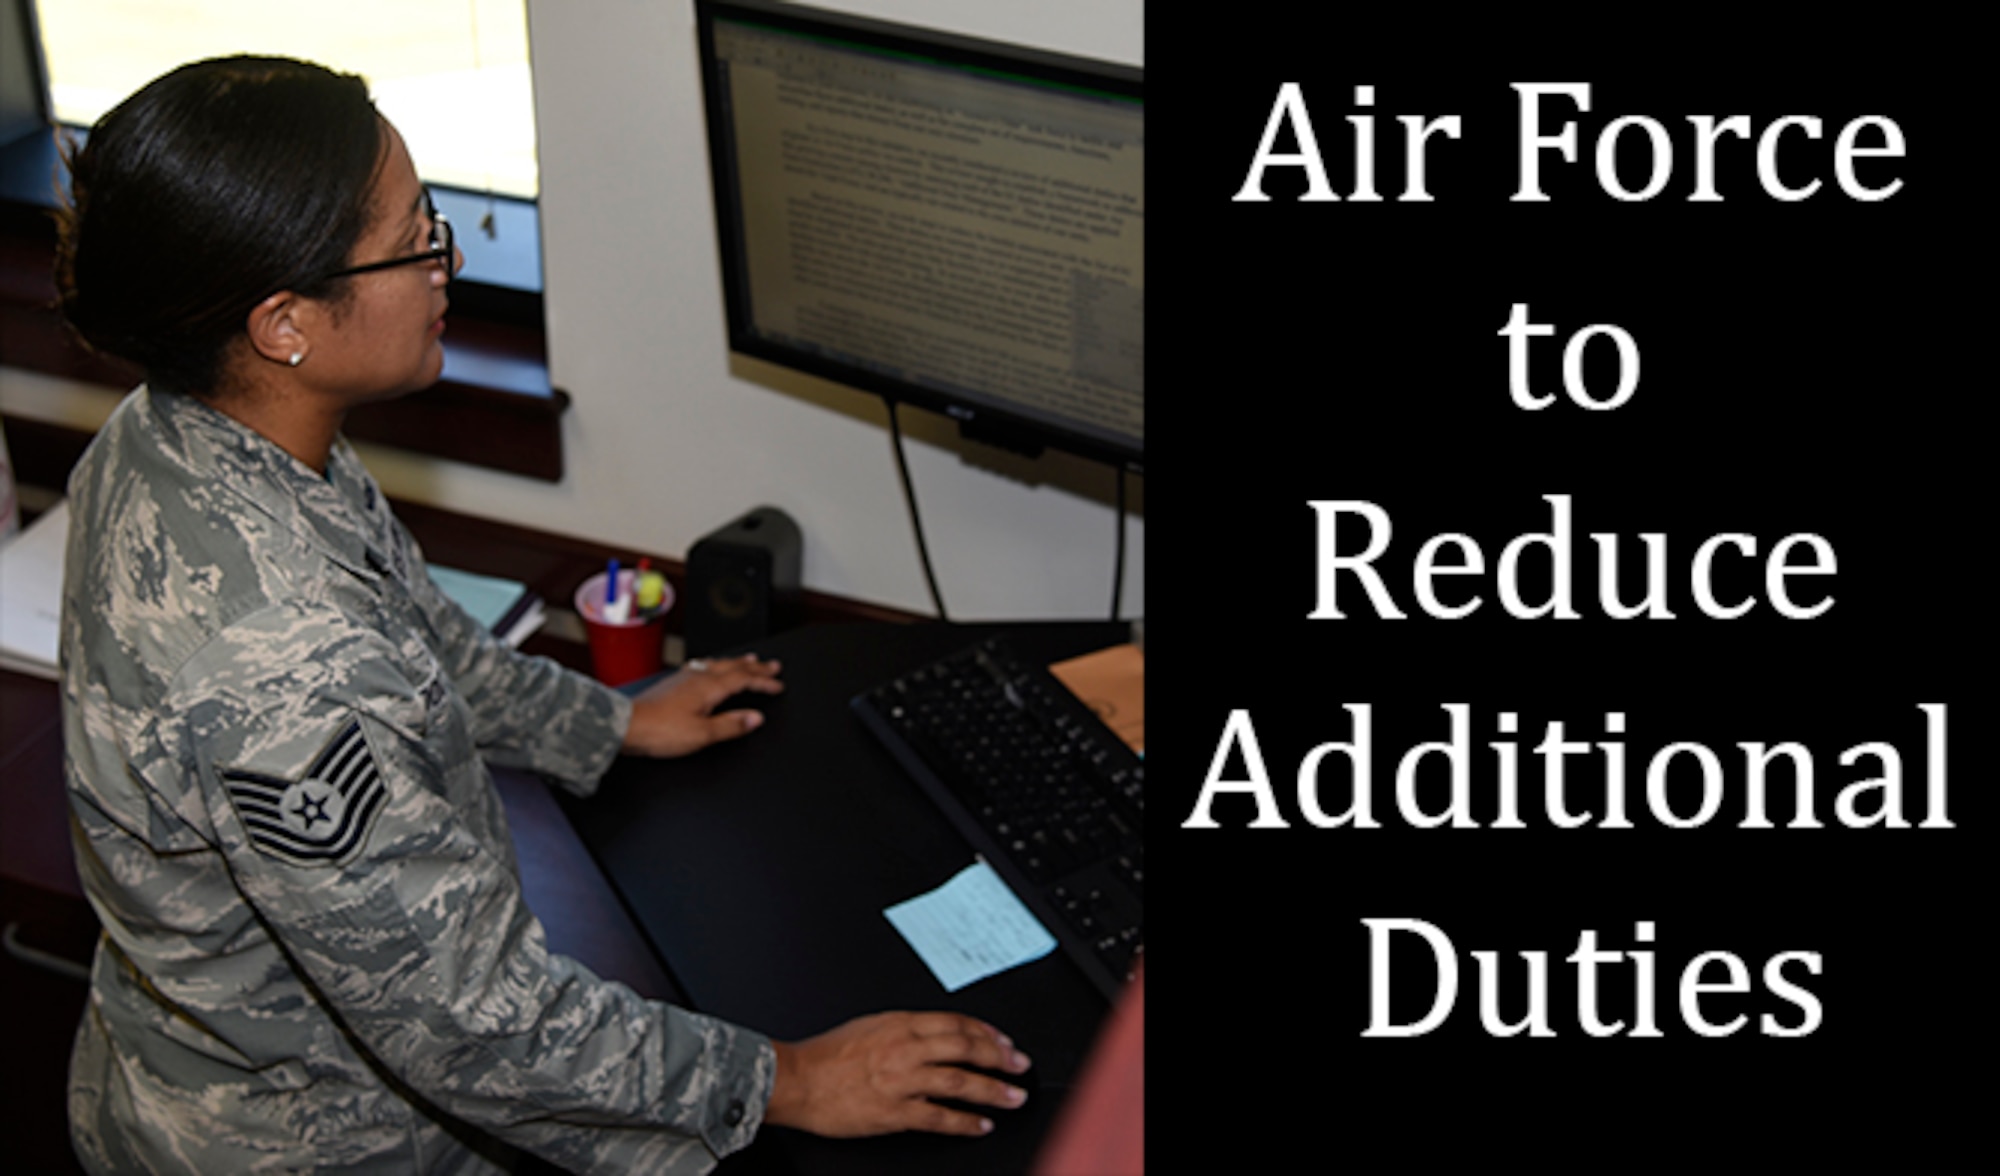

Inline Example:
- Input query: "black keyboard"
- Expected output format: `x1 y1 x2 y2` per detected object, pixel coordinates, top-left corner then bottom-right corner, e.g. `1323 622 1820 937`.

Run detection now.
852 636 1144 1001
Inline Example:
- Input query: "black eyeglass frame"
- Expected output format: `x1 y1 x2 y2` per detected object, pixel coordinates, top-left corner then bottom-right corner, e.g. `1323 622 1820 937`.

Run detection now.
315 191 455 285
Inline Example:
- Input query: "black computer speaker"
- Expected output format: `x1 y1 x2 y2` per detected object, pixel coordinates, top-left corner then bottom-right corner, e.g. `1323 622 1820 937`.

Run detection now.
684 506 803 658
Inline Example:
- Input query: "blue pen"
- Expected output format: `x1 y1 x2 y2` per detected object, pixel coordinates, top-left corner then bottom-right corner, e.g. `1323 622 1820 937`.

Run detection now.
603 558 621 621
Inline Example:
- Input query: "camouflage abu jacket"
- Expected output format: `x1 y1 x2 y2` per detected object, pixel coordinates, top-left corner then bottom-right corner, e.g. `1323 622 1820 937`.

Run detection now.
60 387 773 1174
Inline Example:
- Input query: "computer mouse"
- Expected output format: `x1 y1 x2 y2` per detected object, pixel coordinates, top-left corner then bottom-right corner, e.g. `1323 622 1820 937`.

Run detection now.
934 1055 1043 1126
713 693 777 733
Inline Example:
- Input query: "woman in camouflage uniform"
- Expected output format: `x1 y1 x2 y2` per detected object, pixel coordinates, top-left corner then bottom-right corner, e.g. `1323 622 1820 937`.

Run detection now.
55 55 1028 1175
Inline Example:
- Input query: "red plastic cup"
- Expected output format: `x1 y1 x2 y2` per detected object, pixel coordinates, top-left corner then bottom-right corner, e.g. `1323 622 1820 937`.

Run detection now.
574 569 671 687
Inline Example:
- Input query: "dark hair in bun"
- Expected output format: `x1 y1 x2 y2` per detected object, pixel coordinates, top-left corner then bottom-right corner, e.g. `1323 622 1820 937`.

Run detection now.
56 56 382 397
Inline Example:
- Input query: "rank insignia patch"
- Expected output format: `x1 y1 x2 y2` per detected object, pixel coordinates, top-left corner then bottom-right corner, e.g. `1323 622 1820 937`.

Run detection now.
222 719 389 866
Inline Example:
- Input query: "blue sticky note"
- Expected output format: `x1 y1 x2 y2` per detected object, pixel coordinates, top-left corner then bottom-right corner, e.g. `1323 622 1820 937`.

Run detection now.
884 860 1058 992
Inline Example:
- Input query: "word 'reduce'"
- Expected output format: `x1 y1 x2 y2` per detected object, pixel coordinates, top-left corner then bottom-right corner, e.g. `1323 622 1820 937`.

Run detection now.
1308 495 1835 621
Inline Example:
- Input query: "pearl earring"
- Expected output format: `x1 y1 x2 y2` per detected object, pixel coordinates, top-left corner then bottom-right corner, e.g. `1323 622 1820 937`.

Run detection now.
288 352 304 367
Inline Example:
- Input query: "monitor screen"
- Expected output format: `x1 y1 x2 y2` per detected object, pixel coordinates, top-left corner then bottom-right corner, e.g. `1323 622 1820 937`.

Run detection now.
694 0 1144 471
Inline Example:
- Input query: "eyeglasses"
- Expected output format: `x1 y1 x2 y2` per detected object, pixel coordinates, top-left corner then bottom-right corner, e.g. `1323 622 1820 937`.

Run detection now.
318 190 455 285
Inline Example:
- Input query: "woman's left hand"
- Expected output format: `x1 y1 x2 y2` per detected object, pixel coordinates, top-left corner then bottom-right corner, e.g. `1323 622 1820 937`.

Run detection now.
621 654 785 757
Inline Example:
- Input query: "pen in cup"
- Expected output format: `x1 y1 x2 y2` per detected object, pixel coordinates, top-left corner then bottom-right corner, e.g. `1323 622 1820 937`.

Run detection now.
601 558 630 623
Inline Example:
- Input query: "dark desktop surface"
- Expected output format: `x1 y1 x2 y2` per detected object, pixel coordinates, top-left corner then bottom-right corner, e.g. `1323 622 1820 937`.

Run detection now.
561 620 1133 1175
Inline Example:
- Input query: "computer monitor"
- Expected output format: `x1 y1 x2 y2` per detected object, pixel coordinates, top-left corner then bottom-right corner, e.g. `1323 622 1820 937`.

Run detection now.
693 0 1144 472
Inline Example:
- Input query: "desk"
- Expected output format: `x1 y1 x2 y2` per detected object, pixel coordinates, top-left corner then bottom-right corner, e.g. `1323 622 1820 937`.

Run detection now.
562 620 1133 1176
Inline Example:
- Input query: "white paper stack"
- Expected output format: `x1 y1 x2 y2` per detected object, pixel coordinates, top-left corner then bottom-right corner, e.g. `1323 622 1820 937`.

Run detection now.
0 500 68 679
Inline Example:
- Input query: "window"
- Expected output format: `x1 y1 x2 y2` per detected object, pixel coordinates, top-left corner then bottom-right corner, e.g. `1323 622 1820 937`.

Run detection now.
3 0 567 480
31 0 541 291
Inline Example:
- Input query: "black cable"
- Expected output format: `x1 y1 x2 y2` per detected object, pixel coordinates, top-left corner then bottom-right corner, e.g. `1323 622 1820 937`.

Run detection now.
1111 466 1127 622
887 401 949 621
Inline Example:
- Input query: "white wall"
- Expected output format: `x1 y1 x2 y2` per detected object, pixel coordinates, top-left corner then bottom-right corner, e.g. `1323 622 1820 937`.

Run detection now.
0 0 1145 621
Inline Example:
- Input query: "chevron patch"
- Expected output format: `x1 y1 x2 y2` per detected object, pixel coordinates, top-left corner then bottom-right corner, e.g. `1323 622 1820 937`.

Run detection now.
221 719 389 866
